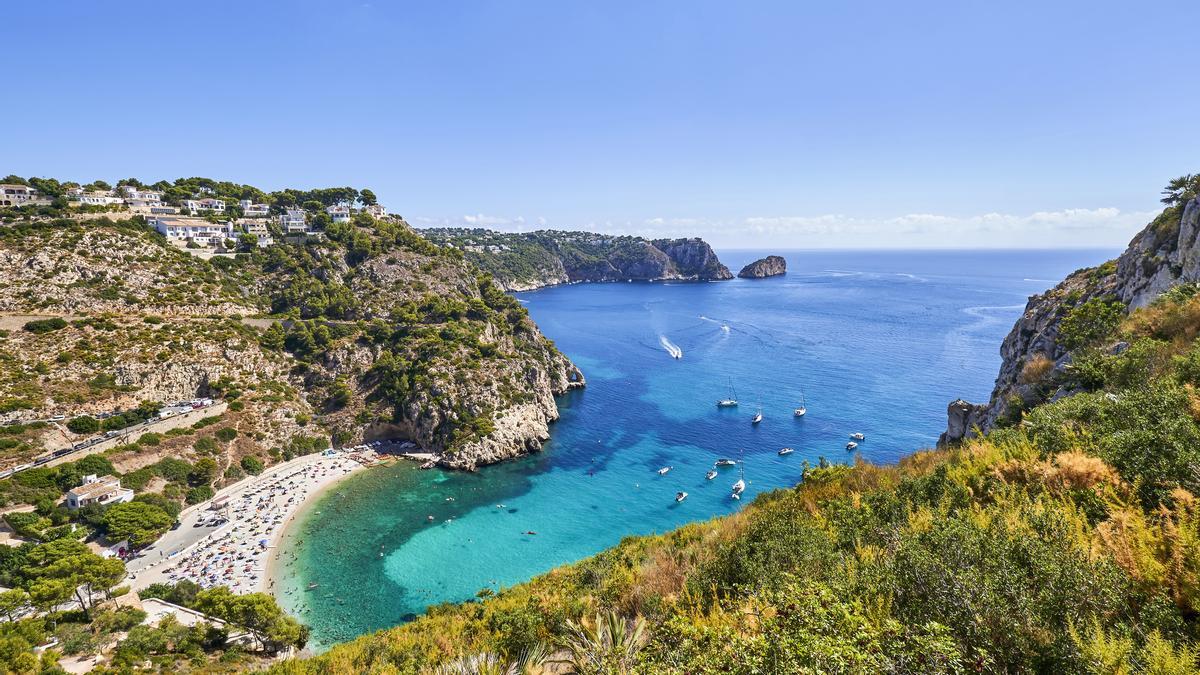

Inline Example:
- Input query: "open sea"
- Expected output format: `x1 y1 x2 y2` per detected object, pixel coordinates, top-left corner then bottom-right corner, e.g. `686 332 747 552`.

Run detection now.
274 248 1116 650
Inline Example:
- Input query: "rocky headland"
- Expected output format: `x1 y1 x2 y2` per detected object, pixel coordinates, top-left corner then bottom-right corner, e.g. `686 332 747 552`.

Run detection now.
420 228 733 291
737 255 787 278
940 189 1200 446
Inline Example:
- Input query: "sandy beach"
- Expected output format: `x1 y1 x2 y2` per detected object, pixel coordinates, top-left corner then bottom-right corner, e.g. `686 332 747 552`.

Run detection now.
129 450 377 595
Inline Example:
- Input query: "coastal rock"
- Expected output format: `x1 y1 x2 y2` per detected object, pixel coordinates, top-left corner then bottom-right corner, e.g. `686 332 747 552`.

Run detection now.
936 399 989 448
737 255 787 279
939 196 1200 442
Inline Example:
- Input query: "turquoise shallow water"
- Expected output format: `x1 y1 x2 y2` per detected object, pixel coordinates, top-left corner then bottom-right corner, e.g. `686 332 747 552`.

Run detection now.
276 248 1116 649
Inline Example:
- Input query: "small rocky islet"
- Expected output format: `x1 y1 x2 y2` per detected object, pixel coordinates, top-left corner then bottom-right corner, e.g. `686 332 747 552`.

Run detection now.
737 254 787 278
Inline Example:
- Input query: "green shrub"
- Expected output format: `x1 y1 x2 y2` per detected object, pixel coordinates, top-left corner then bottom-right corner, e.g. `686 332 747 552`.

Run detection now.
22 317 67 334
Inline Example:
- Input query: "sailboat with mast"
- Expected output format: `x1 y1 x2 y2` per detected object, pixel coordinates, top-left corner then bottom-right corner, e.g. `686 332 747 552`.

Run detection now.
716 378 738 408
794 388 807 417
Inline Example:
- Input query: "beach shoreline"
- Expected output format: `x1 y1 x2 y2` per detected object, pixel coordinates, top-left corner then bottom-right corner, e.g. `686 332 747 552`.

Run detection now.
128 450 380 596
262 456 372 598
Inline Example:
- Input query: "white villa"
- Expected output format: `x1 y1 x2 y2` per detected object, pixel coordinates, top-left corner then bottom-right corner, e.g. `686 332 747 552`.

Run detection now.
120 185 163 208
79 192 124 206
238 219 274 247
326 204 350 223
239 199 270 216
279 208 307 234
365 203 387 218
183 198 226 214
148 215 235 246
66 474 134 510
0 184 41 207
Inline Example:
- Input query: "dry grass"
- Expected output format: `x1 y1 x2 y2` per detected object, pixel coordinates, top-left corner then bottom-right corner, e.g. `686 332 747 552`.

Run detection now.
994 451 1122 493
1020 354 1056 384
1125 294 1200 342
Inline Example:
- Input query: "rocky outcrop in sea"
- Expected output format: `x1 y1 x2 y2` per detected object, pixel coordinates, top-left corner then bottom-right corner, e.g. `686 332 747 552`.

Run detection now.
737 255 787 279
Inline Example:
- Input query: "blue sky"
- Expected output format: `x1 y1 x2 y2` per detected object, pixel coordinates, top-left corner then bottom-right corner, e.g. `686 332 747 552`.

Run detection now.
4 1 1198 248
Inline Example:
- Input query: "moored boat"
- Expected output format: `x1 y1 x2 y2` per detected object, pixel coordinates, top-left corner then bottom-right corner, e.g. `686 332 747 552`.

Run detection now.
778 447 794 455
850 432 865 441
715 458 737 467
657 466 673 475
705 469 718 480
675 491 688 502
846 441 858 450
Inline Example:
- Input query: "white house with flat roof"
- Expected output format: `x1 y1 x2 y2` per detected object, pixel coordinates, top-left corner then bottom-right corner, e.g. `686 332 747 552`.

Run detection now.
183 198 226 214
79 192 124 206
326 204 350 223
239 199 270 216
66 475 133 510
279 208 307 234
148 215 235 246
0 184 40 207
365 203 386 218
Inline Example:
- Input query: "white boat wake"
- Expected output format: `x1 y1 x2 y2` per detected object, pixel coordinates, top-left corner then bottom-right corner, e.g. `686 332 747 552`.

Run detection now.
659 336 683 359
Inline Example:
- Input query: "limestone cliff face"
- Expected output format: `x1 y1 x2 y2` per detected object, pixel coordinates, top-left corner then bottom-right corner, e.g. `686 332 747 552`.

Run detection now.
939 197 1200 446
737 255 787 279
420 229 733 291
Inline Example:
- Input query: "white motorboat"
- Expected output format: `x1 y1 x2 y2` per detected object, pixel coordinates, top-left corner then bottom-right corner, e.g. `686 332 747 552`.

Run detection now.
778 447 794 456
675 491 688 502
846 441 858 451
850 432 865 441
731 479 745 499
714 459 737 467
657 466 673 475
752 409 763 424
705 469 718 480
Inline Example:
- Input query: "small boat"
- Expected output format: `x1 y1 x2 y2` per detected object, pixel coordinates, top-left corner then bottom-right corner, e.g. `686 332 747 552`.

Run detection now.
850 432 865 441
846 441 858 451
731 450 747 499
705 469 717 480
752 410 763 425
717 377 739 407
306 583 319 591
778 447 794 456
657 466 673 475
794 389 807 417
731 479 745 499
715 459 737 467
675 491 688 502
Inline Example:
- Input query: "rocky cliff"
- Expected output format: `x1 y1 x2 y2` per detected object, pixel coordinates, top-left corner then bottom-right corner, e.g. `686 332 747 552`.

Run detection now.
738 255 787 278
419 228 733 291
939 193 1200 446
0 215 584 472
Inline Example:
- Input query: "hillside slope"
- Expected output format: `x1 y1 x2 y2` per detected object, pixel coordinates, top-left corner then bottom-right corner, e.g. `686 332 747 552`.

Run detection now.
0 215 582 473
419 228 733 291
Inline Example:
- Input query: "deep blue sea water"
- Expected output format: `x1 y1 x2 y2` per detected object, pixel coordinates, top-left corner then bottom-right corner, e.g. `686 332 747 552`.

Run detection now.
275 248 1116 649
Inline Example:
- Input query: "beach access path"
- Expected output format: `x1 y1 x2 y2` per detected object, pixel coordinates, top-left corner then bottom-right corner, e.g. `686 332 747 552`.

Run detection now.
126 450 374 594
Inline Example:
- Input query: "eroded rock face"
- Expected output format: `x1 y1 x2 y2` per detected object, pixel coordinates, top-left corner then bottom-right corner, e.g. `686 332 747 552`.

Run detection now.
737 255 787 279
936 399 989 448
939 197 1200 443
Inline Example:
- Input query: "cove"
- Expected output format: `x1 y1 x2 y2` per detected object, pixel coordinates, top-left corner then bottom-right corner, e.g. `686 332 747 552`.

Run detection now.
274 248 1114 650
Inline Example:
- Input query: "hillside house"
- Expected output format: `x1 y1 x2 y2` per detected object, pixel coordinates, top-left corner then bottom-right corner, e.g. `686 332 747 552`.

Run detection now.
239 199 270 216
66 474 133 509
326 204 350 223
279 208 307 234
0 184 40 207
79 192 124 206
365 203 386 218
183 198 226 214
148 215 234 246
